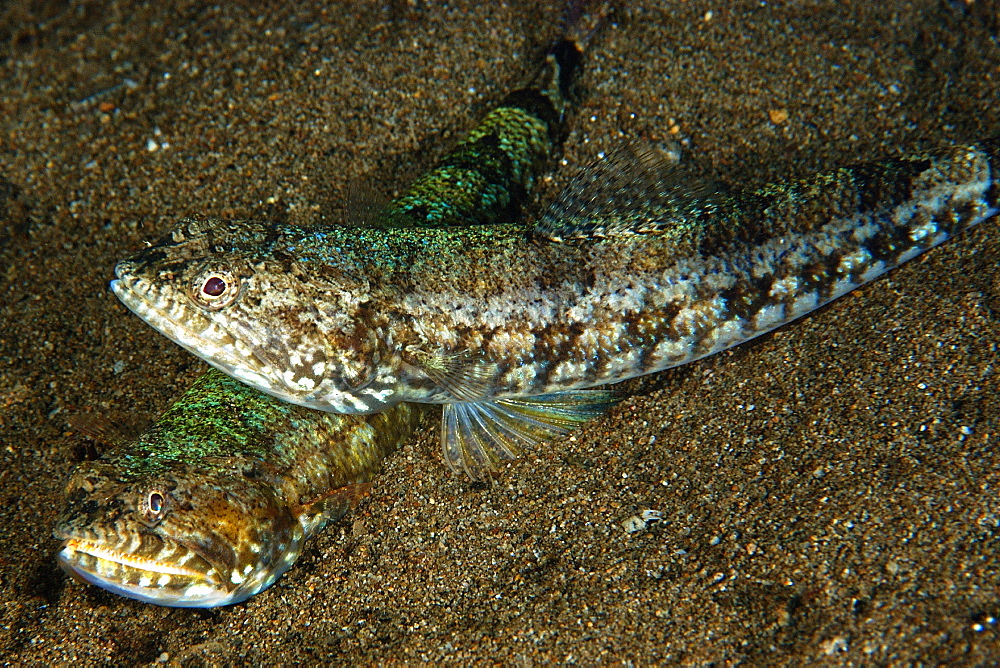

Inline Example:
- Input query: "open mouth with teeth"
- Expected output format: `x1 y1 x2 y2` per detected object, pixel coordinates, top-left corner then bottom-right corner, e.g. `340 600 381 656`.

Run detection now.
56 536 237 608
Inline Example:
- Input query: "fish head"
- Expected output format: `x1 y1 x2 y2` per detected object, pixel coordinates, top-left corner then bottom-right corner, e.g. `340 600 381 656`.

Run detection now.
54 459 305 607
111 218 389 414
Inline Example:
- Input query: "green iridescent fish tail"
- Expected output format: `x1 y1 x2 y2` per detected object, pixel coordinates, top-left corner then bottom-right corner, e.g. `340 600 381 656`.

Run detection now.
380 20 585 228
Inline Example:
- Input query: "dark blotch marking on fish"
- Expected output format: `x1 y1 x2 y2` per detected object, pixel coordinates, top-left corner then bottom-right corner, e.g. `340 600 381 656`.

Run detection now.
718 275 777 323
850 158 932 213
864 224 911 266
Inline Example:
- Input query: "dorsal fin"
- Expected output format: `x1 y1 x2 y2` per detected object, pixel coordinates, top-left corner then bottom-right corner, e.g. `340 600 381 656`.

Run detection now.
342 178 392 229
65 411 149 447
533 142 721 241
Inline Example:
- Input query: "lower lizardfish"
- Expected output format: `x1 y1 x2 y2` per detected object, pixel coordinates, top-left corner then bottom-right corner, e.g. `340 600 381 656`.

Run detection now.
55 369 425 607
110 139 999 480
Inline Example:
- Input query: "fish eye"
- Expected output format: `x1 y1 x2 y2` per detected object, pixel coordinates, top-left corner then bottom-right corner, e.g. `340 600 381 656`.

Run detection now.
143 490 167 523
191 269 239 309
202 275 227 297
149 492 164 513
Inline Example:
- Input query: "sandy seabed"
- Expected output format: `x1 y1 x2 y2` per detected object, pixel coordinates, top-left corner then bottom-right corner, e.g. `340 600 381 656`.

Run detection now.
1 1 999 664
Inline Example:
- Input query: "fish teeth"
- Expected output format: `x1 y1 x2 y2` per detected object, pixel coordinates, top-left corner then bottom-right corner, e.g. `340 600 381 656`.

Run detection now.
61 538 204 578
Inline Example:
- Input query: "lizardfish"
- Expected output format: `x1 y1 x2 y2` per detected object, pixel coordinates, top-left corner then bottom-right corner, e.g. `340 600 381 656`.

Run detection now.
55 369 425 607
111 140 999 480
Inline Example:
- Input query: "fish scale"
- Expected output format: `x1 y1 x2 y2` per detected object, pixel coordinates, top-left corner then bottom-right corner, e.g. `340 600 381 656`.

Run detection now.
113 138 999 480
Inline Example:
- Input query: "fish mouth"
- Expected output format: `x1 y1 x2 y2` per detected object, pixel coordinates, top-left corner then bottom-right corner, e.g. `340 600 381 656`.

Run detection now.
57 536 239 608
110 271 282 395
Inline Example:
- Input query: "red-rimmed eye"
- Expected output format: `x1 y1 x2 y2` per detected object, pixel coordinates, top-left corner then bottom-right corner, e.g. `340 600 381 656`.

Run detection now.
202 276 227 297
191 269 239 309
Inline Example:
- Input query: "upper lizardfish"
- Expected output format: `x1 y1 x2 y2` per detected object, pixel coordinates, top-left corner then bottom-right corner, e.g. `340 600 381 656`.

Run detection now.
55 369 425 607
110 139 999 480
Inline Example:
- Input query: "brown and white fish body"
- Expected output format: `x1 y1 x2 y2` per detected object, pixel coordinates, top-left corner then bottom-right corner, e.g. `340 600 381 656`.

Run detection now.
111 140 1000 479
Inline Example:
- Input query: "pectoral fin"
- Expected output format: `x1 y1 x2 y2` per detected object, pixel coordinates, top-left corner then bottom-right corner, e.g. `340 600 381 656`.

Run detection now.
294 482 374 536
440 389 619 481
65 411 150 448
411 349 499 402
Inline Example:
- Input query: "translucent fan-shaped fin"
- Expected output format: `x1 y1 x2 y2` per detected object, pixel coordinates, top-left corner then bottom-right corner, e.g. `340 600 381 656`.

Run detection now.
440 389 619 481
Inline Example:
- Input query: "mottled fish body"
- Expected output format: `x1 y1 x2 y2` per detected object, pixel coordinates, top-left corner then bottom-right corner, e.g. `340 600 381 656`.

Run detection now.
381 34 583 228
59 8 603 603
55 369 424 607
112 140 999 479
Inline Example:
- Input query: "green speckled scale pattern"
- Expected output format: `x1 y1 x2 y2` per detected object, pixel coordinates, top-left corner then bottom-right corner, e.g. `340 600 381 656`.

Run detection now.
380 37 581 228
111 140 999 419
94 369 423 485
